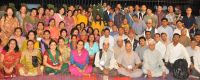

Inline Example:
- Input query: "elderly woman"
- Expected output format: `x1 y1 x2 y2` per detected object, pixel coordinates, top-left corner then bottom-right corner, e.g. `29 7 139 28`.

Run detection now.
0 39 21 77
43 40 68 75
19 40 43 76
143 39 169 78
117 41 143 78
69 40 93 76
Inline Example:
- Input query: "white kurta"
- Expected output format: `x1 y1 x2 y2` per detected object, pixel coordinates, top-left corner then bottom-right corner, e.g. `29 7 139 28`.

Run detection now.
143 49 169 77
155 41 166 58
164 43 191 67
99 35 115 49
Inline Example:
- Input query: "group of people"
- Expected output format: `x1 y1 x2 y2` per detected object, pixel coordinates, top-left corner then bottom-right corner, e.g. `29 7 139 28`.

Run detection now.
0 3 200 79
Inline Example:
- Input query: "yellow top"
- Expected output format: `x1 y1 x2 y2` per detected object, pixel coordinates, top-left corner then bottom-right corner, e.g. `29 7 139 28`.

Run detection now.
77 14 88 25
91 21 104 32
21 40 40 51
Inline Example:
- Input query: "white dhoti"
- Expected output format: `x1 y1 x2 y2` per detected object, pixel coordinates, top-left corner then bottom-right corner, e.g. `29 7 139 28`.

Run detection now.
118 67 143 78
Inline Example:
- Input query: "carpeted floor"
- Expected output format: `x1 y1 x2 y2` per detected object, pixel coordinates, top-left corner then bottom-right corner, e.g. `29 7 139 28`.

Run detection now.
1 73 198 80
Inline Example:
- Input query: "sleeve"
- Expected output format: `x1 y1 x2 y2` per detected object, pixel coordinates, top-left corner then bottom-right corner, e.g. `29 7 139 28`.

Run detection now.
164 45 170 63
134 52 142 65
143 51 150 70
94 52 103 70
193 53 200 73
93 43 99 54
99 37 103 49
182 46 191 68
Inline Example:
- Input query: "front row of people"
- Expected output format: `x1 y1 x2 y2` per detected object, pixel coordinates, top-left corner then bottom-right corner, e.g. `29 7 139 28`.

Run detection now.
0 34 199 79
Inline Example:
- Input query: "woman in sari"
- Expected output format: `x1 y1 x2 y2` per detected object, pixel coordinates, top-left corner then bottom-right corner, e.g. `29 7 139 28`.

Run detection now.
40 30 52 54
84 34 99 66
0 7 19 45
58 21 66 30
80 29 88 42
58 37 71 64
77 10 88 25
43 8 51 26
10 27 26 49
69 40 93 76
65 10 75 33
46 19 59 40
19 40 43 76
53 7 65 27
93 29 100 43
60 29 70 45
37 7 45 21
21 31 40 51
0 39 21 77
72 10 78 25
23 8 39 34
36 22 45 41
70 35 78 50
16 4 28 27
43 40 68 75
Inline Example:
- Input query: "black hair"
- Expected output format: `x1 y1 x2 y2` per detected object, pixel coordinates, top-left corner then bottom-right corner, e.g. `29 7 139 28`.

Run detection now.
154 33 161 37
71 35 77 39
77 40 85 45
58 37 65 43
104 28 110 32
145 31 151 34
176 20 183 24
161 32 167 36
173 33 180 38
5 7 15 17
87 34 95 42
31 8 38 15
125 40 132 46
70 27 79 35
27 40 34 46
3 39 19 52
87 27 94 34
161 18 168 22
37 21 44 27
14 27 23 36
43 30 50 34
139 36 146 41
26 30 37 40
60 29 68 36
59 21 65 27
48 18 55 26
132 14 138 18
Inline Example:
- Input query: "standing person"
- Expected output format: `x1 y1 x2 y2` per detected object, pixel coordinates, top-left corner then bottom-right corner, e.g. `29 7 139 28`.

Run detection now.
77 10 88 26
43 40 68 75
0 39 21 77
144 19 157 38
99 28 115 49
91 14 105 33
47 19 59 40
143 39 169 78
16 4 28 27
0 7 19 45
179 28 191 47
37 7 45 21
69 40 93 76
174 20 190 37
155 5 166 28
23 8 39 34
117 41 143 78
143 8 158 28
138 5 147 20
124 29 139 51
53 7 65 27
114 8 125 28
191 40 200 78
65 10 75 33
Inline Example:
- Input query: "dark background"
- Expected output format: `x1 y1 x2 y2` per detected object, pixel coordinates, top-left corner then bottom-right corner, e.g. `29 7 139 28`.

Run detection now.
0 0 199 16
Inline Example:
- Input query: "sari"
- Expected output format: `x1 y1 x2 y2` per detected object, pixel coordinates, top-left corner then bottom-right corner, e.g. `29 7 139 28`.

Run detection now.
77 14 88 25
53 13 64 27
23 16 39 34
58 46 70 64
69 49 93 76
44 50 68 75
19 49 43 76
1 50 21 75
46 27 60 41
65 16 75 34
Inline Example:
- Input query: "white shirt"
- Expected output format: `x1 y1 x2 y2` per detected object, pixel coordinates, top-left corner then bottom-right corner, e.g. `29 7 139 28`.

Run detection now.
157 26 173 40
173 28 190 38
94 49 118 70
99 35 115 49
155 41 167 58
193 48 200 73
186 46 200 57
165 43 191 67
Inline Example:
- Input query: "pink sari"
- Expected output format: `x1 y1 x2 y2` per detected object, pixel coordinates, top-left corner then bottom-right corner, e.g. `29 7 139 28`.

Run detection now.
69 49 92 76
64 16 75 34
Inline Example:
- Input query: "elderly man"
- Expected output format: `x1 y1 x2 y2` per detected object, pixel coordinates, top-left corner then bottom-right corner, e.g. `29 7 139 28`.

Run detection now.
124 29 139 51
143 39 169 78
117 41 143 78
113 38 126 62
94 41 118 76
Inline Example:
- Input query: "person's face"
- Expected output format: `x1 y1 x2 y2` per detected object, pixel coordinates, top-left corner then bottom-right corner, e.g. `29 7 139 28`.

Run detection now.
145 32 151 39
168 6 173 13
50 10 54 16
50 20 55 26
123 19 128 24
147 9 152 14
71 36 77 42
94 30 99 35
73 30 79 35
129 6 134 12
108 21 114 27
59 22 65 29
117 40 123 47
27 41 34 50
81 10 86 15
117 4 121 9
173 35 180 43
61 31 67 37
38 23 44 30
20 6 26 14
141 5 147 11
45 9 50 15
162 20 168 26
15 29 22 37
157 6 163 12
103 43 109 50
195 35 200 42
104 30 110 37
128 32 134 39
186 8 192 15
28 32 35 40
149 43 155 50
89 35 95 42
125 43 132 52
43 32 50 39
161 34 167 41
146 21 153 28
107 6 111 10
9 40 16 51
7 8 13 16
139 39 145 46
135 5 140 11
31 10 37 17
181 29 187 36
68 11 72 16
176 22 183 28
50 42 57 50
154 35 160 42
119 28 124 35
38 8 44 14
96 15 101 20
190 41 197 47
77 41 84 50
59 8 65 15
58 39 65 46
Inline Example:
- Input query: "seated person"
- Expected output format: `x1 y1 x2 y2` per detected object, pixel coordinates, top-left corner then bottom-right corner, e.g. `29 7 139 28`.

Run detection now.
191 40 200 78
69 40 93 76
19 40 43 76
94 41 118 76
143 39 169 78
117 41 143 78
43 40 68 75
0 39 21 77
